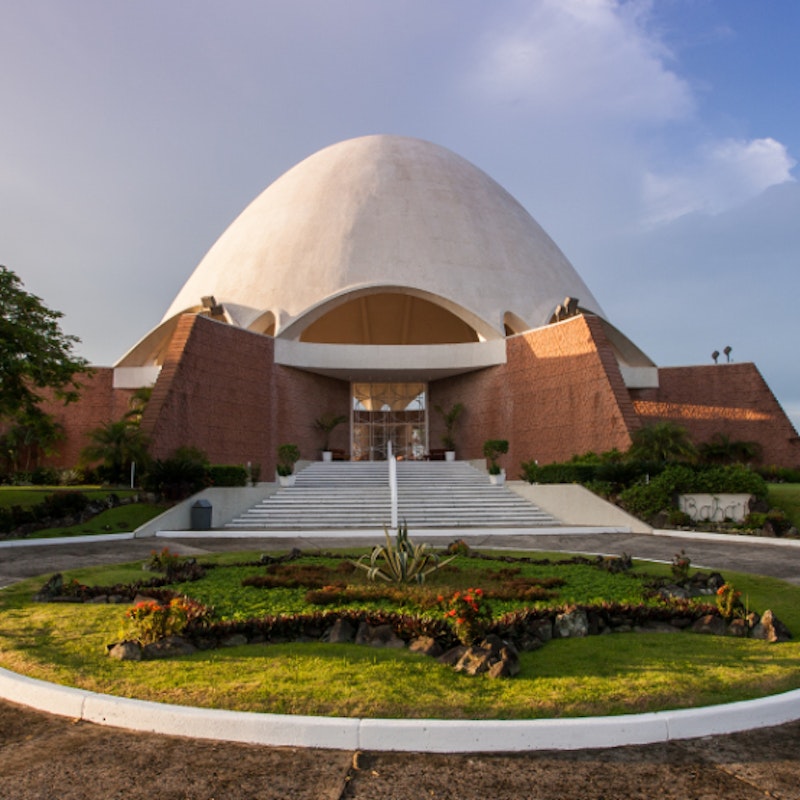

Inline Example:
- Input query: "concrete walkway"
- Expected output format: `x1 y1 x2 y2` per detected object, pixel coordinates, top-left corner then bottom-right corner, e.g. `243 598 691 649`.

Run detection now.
2 528 800 753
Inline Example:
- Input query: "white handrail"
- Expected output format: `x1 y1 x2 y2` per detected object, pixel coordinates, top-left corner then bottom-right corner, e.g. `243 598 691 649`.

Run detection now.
388 442 398 531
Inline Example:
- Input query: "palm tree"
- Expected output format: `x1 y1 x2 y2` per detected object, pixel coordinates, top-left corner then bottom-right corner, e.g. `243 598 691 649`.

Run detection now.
628 422 696 464
81 420 149 484
699 433 762 465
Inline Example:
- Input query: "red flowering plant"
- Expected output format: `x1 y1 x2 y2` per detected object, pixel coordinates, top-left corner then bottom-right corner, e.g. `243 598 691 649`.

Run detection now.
123 596 210 645
439 587 492 645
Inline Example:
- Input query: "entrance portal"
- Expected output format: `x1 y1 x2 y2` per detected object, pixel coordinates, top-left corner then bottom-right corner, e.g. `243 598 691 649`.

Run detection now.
351 382 427 461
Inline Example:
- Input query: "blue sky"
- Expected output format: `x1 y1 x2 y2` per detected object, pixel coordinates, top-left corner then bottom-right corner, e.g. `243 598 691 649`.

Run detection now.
1 0 798 432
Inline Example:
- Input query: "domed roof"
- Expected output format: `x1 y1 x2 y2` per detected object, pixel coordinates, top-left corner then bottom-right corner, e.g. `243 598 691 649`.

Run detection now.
162 135 604 338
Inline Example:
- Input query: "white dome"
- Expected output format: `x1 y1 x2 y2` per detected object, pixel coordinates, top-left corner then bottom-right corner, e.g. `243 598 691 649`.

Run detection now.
162 135 604 339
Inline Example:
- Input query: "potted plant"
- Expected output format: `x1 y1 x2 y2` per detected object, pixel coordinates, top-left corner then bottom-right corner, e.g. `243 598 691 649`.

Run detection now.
483 439 508 485
434 402 463 461
313 413 347 461
276 443 300 486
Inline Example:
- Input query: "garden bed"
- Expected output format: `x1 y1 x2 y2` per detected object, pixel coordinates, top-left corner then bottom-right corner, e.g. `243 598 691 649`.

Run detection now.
1 544 797 720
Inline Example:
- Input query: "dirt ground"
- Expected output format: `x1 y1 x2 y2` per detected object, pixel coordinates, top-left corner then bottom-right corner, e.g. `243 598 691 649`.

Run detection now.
2 699 800 799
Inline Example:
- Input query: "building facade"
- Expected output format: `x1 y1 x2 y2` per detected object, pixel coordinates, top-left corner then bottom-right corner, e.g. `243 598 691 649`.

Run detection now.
42 136 800 474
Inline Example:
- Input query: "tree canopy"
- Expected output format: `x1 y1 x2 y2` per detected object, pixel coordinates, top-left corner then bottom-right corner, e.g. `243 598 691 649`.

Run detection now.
0 265 90 419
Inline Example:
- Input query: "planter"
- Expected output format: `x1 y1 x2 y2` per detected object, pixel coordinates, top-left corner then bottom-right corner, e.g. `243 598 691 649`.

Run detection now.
489 471 505 486
445 451 456 462
678 493 752 523
322 451 333 462
278 474 296 487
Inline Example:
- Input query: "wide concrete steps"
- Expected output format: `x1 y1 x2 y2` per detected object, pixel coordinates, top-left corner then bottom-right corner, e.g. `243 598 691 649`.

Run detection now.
225 461 559 530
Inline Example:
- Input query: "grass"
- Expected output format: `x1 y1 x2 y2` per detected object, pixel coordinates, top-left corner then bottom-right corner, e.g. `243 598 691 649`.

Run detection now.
768 483 800 528
0 486 139 509
2 548 799 720
19 503 166 538
0 484 164 539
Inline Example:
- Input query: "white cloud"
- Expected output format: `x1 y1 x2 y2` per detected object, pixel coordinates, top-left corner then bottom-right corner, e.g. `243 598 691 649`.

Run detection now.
472 0 692 126
469 1 797 233
643 138 797 224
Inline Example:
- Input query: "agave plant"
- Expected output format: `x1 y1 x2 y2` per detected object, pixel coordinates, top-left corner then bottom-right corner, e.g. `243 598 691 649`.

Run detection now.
353 524 454 585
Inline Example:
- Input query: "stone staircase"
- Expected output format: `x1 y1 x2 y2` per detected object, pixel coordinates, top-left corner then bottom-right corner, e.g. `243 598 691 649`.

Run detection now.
224 461 559 531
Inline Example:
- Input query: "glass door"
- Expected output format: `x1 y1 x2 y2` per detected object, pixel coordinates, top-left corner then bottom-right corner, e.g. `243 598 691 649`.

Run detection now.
351 382 427 461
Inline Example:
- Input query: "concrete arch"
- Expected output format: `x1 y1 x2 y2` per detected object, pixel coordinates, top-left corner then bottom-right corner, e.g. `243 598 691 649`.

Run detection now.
280 285 499 344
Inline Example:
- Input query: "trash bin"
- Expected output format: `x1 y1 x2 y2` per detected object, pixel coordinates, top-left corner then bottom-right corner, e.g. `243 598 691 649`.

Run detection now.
191 499 212 530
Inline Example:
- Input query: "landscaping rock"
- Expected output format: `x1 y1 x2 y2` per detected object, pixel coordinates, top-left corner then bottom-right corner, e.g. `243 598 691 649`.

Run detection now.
220 634 248 648
437 645 467 667
453 635 520 678
751 610 792 643
408 636 442 657
528 618 553 642
554 608 588 638
143 636 197 659
690 614 727 636
107 640 142 661
355 622 405 649
327 618 355 643
726 618 749 637
659 584 690 600
33 573 64 601
634 621 679 634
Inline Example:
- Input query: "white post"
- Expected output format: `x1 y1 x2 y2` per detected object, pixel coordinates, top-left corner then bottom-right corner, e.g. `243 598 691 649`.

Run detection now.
388 443 398 532
130 461 135 489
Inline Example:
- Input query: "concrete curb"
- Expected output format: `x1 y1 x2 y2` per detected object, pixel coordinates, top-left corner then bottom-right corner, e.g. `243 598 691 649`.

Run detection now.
2 666 800 752
155 526 629 539
652 528 800 548
0 532 135 548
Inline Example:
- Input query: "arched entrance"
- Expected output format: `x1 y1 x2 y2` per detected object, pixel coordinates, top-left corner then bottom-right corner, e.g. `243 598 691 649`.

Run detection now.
351 382 427 461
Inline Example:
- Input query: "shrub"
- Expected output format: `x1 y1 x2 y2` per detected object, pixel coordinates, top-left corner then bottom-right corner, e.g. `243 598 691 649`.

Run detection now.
439 587 492 645
123 596 209 645
618 464 767 521
483 439 508 475
208 465 248 487
353 524 454 584
277 444 300 477
671 550 690 583
716 583 742 620
144 452 209 499
40 491 90 519
30 466 60 485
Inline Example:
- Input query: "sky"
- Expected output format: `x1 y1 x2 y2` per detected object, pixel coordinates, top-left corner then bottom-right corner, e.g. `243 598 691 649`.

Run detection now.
1 0 799 432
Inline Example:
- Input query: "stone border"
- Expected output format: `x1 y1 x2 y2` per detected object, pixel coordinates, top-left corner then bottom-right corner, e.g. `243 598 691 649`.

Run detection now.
2 666 800 752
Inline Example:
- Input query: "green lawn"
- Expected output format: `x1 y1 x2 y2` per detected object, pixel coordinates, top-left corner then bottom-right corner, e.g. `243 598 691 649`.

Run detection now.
1 549 798 720
20 503 165 538
0 486 139 509
768 483 800 528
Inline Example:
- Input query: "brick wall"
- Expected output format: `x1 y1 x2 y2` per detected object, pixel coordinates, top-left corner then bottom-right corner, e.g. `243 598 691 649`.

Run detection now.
430 315 638 472
34 369 134 469
631 363 800 467
141 315 275 470
273 366 351 464
140 314 350 473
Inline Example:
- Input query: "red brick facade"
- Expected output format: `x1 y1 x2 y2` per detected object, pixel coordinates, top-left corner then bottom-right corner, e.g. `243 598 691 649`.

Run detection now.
430 315 639 471
631 363 800 467
139 314 349 474
34 369 134 469
33 313 800 475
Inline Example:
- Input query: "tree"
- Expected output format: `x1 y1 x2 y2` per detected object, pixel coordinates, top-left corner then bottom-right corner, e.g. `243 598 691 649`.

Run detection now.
0 407 64 474
627 421 697 464
698 433 762 465
0 265 90 419
81 420 150 484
